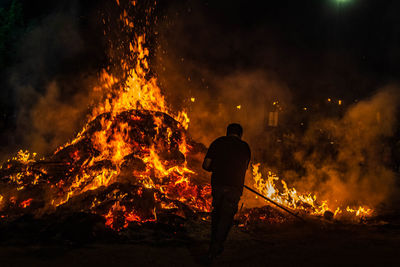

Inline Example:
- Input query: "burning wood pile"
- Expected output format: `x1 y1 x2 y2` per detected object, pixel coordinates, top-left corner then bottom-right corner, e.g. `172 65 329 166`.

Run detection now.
0 109 212 233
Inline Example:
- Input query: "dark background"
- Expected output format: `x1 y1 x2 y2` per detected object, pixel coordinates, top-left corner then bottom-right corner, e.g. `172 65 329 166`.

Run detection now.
1 0 400 156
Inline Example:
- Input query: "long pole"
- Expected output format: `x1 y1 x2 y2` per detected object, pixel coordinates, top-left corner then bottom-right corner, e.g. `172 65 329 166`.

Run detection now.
244 185 305 221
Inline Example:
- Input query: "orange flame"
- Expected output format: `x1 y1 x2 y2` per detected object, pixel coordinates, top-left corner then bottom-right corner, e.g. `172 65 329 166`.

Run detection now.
19 198 33 208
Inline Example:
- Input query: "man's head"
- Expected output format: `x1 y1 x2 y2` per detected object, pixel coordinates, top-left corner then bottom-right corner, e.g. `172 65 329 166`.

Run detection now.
226 123 243 138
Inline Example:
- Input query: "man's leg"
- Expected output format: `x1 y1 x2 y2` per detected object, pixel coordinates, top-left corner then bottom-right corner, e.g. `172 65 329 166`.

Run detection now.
211 204 220 244
210 187 223 255
213 187 241 254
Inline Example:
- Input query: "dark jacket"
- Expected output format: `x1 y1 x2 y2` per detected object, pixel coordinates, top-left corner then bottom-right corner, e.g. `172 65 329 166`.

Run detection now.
204 135 251 193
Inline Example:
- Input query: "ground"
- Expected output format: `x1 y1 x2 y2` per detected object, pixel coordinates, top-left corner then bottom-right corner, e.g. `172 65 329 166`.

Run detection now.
0 217 399 267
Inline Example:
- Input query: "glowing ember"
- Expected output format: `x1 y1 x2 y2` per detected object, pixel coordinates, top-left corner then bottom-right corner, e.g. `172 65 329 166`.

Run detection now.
103 201 156 231
19 198 33 208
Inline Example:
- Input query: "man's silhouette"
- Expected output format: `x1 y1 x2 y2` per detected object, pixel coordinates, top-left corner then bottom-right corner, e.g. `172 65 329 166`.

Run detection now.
202 123 251 259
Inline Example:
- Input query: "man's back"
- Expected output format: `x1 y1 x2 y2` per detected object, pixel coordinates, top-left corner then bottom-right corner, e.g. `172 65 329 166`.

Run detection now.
206 135 251 190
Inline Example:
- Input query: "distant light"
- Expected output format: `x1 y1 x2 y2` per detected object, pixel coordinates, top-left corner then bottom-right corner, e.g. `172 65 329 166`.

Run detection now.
332 0 352 8
236 105 241 110
303 107 307 111
190 97 195 102
338 100 342 105
328 98 331 102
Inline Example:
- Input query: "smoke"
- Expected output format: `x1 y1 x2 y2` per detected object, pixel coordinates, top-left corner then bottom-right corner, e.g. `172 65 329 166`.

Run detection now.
285 87 400 209
1 3 104 160
154 51 293 156
15 79 99 155
190 71 290 146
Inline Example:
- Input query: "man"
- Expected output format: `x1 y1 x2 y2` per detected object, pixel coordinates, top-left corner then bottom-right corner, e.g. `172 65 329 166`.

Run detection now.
202 123 251 259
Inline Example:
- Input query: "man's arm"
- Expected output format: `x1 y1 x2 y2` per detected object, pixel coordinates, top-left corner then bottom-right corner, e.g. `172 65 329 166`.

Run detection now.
202 158 213 172
246 144 251 169
203 140 218 172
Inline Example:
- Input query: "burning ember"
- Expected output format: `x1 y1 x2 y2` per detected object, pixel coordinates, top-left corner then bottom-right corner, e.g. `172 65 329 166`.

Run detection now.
0 0 373 233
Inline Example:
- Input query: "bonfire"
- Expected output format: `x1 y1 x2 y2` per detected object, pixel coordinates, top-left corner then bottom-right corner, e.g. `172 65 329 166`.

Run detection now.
0 0 373 237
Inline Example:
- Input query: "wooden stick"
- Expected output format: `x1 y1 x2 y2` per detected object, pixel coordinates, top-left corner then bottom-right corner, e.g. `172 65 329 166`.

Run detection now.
244 185 305 221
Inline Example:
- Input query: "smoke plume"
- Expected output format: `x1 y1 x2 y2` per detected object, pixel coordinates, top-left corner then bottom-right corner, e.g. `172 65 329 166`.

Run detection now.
289 88 400 208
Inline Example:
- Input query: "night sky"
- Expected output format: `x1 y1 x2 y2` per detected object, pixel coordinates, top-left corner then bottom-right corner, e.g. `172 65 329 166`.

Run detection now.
157 0 400 100
2 0 400 95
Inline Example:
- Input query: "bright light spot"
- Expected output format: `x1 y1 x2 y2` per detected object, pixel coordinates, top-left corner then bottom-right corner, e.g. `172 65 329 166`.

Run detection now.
303 107 307 111
236 105 241 110
190 97 195 102
328 98 331 102
338 100 342 105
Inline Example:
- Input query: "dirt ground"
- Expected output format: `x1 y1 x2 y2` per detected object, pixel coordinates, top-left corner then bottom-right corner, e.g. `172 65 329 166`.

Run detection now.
0 217 400 267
